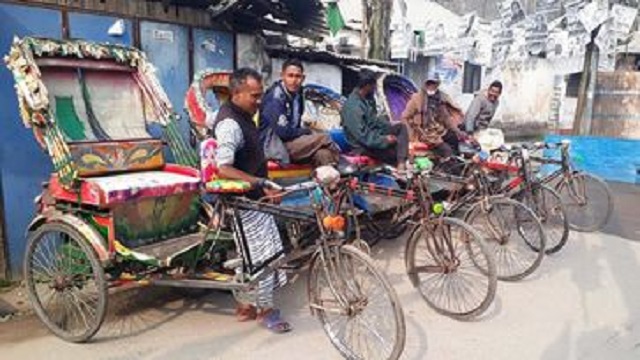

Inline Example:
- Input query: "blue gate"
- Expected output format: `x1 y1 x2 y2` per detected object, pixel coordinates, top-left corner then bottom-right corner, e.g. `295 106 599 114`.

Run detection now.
68 12 133 45
0 3 62 278
192 28 234 73
140 21 190 140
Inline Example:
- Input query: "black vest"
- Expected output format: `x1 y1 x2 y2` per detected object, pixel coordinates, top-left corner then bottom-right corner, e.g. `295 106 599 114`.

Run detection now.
213 103 267 195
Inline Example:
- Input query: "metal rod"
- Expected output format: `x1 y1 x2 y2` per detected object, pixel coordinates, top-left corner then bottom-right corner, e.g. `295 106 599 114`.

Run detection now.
150 278 246 291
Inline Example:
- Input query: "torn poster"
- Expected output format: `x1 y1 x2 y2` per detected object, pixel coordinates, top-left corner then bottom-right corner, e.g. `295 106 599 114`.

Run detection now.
526 14 549 56
491 20 513 66
577 1 609 33
546 30 569 59
509 26 529 61
536 0 562 21
423 21 451 56
611 4 638 40
498 0 526 27
596 20 617 71
564 0 589 38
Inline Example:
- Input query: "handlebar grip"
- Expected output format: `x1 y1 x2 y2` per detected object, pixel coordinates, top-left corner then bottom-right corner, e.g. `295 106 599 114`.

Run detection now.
262 179 283 192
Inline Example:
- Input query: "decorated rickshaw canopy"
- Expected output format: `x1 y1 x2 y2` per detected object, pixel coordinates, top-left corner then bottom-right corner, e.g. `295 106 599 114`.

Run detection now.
4 36 174 137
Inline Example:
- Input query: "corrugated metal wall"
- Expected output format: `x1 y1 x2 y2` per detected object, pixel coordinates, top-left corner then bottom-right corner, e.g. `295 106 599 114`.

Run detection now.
0 3 62 278
0 2 234 279
140 21 191 139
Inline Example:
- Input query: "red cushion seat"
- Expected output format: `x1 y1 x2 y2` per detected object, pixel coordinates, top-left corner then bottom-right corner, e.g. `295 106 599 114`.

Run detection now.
84 171 200 205
341 154 380 166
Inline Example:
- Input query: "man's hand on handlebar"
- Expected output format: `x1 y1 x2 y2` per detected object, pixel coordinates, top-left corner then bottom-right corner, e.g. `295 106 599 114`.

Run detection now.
256 178 284 203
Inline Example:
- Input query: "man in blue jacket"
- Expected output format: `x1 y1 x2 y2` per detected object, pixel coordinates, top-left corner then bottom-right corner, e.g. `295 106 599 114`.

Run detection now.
259 59 339 166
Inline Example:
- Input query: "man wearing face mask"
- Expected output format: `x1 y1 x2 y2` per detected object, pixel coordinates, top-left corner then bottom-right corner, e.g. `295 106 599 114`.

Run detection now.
401 73 465 159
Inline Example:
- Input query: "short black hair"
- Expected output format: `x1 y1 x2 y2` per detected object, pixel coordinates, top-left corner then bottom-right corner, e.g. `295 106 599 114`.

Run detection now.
282 58 304 73
489 80 503 91
357 70 378 88
230 67 262 92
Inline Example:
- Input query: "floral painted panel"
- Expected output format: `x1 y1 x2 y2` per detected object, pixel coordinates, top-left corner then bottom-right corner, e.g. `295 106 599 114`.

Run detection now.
69 140 165 176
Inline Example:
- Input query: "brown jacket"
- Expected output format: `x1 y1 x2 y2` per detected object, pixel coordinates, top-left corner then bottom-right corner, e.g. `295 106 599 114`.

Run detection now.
401 89 463 144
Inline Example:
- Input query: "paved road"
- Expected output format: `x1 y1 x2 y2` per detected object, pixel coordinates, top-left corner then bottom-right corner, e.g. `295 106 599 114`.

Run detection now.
1 183 639 360
602 182 640 241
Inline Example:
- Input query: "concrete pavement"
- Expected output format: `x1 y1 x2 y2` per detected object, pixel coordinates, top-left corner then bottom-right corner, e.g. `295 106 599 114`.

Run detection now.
1 183 640 359
0 229 639 360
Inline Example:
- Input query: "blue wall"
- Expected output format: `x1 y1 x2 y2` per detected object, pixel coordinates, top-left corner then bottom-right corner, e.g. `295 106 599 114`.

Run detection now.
192 28 234 74
0 3 62 277
544 135 640 184
140 21 190 139
68 12 133 45
0 4 236 278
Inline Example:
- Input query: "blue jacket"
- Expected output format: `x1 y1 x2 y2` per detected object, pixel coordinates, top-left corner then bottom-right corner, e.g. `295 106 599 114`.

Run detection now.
259 81 310 144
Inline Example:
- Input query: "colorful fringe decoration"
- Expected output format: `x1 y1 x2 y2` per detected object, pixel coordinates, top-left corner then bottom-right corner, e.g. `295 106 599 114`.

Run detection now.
4 36 199 186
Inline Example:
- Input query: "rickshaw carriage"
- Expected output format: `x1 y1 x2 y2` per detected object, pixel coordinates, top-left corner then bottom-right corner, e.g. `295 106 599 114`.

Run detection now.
5 37 407 359
5 36 204 261
4 36 223 342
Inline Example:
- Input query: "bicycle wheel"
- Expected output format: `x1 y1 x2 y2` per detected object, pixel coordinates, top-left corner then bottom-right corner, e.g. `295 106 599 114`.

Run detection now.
555 172 613 232
24 222 108 342
514 184 569 255
308 245 406 360
465 197 547 281
405 218 497 320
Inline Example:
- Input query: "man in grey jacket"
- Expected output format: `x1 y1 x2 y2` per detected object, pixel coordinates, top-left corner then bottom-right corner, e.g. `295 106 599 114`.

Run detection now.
464 80 502 134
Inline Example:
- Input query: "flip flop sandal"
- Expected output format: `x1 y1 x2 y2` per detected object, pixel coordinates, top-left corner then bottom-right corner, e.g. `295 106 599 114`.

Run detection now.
235 304 257 322
258 309 292 334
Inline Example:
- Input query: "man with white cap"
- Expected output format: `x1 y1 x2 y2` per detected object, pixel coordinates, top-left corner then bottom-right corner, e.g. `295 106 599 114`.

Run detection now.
401 72 465 159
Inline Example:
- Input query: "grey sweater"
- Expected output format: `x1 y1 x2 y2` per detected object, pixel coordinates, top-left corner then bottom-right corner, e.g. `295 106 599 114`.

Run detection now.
464 91 499 133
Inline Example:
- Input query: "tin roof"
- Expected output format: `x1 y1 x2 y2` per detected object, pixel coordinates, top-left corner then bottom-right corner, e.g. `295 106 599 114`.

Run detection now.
265 44 399 69
152 0 327 39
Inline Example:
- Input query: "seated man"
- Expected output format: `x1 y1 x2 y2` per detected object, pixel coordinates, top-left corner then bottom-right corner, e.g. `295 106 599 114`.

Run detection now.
259 58 339 167
341 70 409 171
211 67 291 334
401 74 465 159
464 80 503 136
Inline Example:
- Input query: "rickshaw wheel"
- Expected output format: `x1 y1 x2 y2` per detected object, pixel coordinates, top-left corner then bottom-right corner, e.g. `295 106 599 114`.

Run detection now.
24 222 108 343
308 245 406 360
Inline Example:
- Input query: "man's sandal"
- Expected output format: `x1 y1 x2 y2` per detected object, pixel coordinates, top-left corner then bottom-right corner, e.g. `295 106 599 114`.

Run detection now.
257 309 292 334
235 304 257 322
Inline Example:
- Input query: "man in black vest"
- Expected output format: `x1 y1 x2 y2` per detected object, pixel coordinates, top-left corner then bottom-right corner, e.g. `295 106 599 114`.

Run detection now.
211 68 291 333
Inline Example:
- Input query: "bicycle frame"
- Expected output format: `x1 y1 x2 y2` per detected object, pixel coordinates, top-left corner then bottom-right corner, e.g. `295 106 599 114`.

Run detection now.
337 168 465 272
151 183 344 292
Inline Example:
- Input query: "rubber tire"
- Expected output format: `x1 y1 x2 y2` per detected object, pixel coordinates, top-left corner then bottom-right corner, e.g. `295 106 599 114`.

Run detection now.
405 218 497 320
308 245 406 360
465 197 547 282
24 222 108 343
555 172 614 233
513 184 570 255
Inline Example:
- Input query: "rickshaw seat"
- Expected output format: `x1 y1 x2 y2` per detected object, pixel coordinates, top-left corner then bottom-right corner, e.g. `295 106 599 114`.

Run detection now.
267 161 313 179
410 142 434 153
341 154 380 167
84 171 200 205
